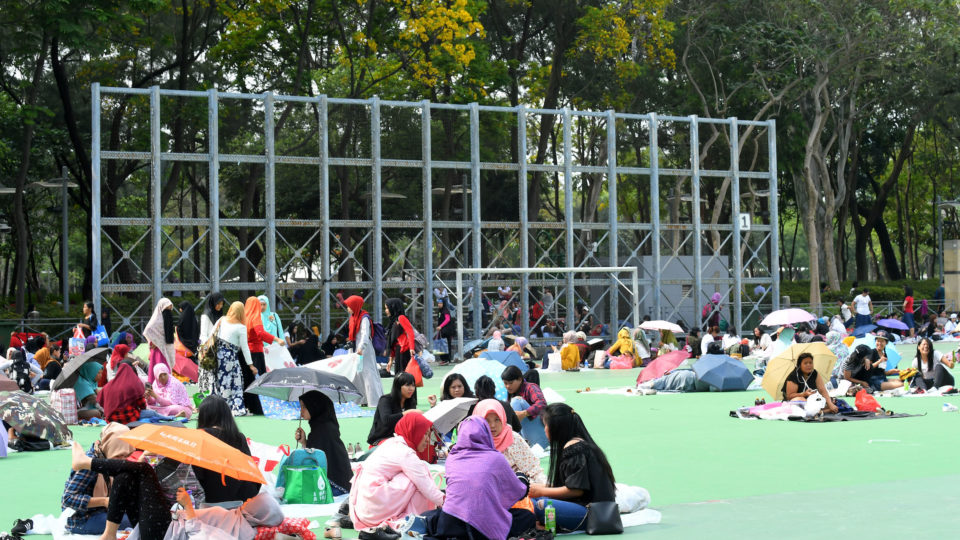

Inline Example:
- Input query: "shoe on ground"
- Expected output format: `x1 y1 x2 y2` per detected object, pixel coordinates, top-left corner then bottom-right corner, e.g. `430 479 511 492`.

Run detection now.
11 519 32 536
358 526 401 540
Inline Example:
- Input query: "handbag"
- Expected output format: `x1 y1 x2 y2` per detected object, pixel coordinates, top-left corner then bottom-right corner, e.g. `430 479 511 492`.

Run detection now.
51 389 78 424
404 356 424 386
585 501 623 535
93 325 110 347
69 326 86 357
198 322 222 372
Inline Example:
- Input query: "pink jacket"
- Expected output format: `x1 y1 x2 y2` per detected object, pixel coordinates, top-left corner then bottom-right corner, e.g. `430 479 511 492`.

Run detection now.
349 436 444 529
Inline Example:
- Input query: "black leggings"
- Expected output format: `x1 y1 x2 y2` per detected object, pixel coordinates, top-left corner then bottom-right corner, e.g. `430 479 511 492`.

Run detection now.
394 351 412 377
92 458 171 540
242 356 264 415
914 364 955 391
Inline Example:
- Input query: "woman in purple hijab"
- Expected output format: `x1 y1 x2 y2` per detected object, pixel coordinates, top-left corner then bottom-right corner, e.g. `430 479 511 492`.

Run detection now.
423 416 534 540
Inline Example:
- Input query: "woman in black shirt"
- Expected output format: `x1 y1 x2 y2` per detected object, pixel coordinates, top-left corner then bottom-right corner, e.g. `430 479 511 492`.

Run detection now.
366 373 419 446
193 396 261 505
527 403 616 532
783 352 838 413
79 301 98 338
293 390 353 494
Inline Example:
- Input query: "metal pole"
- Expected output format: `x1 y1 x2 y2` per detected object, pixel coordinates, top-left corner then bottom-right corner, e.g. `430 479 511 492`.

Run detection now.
91 83 101 320
768 119 781 311
456 271 464 358
422 101 434 338
691 116 704 329
264 92 277 310
632 269 640 328
606 110 618 329
563 109 575 329
150 86 162 305
649 113 661 319
208 89 220 292
518 106 530 338
371 97 383 322
470 103 482 339
319 95 331 336
61 166 69 312
730 118 743 331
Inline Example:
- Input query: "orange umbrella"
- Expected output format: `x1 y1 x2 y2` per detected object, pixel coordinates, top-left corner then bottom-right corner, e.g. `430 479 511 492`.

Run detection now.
119 424 265 485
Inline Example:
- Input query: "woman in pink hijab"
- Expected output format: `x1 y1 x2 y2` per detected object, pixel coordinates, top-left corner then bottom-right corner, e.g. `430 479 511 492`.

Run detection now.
147 363 193 419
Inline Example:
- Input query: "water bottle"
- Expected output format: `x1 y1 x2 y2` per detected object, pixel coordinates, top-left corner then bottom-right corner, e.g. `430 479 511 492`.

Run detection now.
544 501 556 533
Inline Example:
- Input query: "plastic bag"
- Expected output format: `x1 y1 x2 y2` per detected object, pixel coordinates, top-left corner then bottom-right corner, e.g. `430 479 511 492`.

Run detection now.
405 356 424 386
855 389 882 412
615 483 651 514
263 343 295 372
69 326 86 357
51 389 78 424
804 392 826 417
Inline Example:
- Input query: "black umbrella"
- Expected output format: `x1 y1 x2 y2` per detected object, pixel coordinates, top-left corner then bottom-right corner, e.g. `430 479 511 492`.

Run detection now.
245 367 363 404
52 347 110 391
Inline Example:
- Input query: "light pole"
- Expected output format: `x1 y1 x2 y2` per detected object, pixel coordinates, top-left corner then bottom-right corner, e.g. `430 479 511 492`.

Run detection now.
29 166 77 311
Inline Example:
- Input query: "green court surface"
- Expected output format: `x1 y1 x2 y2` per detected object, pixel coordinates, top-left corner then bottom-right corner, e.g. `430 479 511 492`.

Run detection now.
3 342 959 538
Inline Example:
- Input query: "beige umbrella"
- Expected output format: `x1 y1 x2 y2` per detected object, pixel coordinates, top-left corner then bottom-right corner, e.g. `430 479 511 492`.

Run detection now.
762 342 837 401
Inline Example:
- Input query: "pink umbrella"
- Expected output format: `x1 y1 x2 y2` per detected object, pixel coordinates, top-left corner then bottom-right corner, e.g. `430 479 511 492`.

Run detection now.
636 350 691 384
760 308 816 327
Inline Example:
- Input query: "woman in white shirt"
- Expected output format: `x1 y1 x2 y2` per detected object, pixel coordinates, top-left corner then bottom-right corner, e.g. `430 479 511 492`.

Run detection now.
750 327 772 357
211 301 255 416
197 291 226 394
909 337 955 391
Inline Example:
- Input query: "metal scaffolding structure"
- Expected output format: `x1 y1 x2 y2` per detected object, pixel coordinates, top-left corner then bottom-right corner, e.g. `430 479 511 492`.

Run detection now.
91 84 779 343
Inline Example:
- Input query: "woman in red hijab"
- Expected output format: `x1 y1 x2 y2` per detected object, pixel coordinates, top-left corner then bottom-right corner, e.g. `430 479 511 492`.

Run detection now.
243 296 284 415
343 295 384 407
98 363 147 424
348 413 444 530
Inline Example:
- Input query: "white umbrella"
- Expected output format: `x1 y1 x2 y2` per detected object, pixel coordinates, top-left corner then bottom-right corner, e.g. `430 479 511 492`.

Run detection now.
423 397 477 434
639 320 684 333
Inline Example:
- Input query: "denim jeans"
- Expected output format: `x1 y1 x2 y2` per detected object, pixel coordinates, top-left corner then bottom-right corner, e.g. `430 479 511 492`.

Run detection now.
510 397 549 449
68 511 132 535
532 497 589 532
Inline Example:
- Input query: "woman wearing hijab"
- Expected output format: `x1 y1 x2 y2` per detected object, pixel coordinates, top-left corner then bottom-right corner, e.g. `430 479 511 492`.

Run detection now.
384 297 416 376
147 363 193 419
74 361 105 420
553 331 580 371
344 295 385 407
488 330 505 352
176 301 200 355
258 295 285 342
98 363 147 424
287 323 322 365
423 416 534 540
321 333 344 358
294 390 353 495
606 328 636 367
198 292 225 395
213 301 256 415
348 414 445 530
243 296 284 415
473 399 547 485
34 347 58 390
143 298 177 385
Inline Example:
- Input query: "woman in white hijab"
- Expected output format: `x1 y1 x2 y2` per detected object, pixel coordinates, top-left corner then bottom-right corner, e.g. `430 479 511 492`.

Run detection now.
144 298 177 384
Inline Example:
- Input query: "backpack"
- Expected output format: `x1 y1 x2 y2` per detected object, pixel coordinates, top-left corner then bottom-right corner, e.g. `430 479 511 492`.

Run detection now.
10 351 33 393
364 314 388 354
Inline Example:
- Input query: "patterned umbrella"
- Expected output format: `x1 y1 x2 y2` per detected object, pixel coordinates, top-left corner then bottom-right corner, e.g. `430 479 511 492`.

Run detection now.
0 391 73 446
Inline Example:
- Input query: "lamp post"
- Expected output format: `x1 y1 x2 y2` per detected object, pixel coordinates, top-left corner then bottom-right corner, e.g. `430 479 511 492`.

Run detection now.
29 166 77 311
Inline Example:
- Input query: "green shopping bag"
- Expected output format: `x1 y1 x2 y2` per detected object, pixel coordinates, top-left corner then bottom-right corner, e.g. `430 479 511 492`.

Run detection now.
282 467 333 504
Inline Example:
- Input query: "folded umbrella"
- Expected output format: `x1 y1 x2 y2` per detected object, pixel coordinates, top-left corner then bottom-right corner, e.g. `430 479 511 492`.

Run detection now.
119 424 265 484
637 350 690 384
762 343 837 401
423 397 478 434
761 308 816 327
693 354 753 391
479 350 528 373
52 347 110 391
639 320 684 334
0 391 73 446
245 367 362 404
876 319 909 332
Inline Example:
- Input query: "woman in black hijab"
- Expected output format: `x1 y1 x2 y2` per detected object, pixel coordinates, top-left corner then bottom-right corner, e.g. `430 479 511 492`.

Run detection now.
293 390 353 495
177 301 200 355
287 323 321 365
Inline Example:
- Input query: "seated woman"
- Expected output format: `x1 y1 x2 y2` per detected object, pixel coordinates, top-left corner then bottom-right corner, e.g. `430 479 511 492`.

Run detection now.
909 337 955 391
428 373 475 408
193 395 261 505
294 390 353 495
506 337 531 358
843 343 903 392
606 328 636 367
99 363 150 424
61 423 135 535
287 323 322 365
659 330 679 353
74 361 105 420
502 366 549 449
473 399 547 485
487 331 505 352
68 439 171 540
750 327 772 357
367 373 421 447
35 346 62 391
1 349 42 392
552 332 580 371
147 363 194 419
349 414 445 531
527 403 617 533
783 352 838 413
470 375 522 433
422 416 534 540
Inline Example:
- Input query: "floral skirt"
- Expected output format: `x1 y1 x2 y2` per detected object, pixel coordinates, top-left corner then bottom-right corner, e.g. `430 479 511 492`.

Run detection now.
214 341 245 414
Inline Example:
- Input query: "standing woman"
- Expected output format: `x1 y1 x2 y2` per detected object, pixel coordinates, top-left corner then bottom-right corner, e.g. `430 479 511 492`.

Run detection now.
143 298 177 385
258 295 285 342
903 286 916 338
245 296 285 374
434 297 456 356
527 403 618 533
176 301 200 356
384 297 416 376
344 295 385 407
215 301 256 416
198 292 225 394
78 301 99 338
